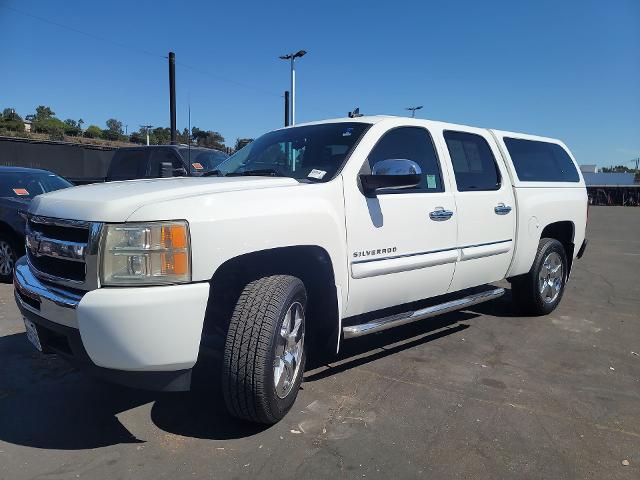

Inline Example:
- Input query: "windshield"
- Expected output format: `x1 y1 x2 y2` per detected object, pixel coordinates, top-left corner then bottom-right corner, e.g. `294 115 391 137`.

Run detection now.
178 149 229 173
0 172 73 199
215 122 371 181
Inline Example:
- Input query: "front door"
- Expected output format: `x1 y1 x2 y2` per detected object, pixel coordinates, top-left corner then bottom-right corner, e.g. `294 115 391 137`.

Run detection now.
343 126 458 318
442 129 516 292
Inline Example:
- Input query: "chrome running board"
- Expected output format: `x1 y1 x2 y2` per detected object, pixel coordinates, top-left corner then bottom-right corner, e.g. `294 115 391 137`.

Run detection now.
342 288 505 339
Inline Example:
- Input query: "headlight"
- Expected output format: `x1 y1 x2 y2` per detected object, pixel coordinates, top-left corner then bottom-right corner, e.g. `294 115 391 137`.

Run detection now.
101 221 191 286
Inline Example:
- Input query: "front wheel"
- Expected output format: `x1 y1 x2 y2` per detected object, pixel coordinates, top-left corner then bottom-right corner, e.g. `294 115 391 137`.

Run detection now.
511 238 568 316
222 275 307 424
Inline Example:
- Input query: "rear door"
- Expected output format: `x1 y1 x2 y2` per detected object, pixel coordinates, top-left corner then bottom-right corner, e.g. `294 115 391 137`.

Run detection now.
441 128 516 292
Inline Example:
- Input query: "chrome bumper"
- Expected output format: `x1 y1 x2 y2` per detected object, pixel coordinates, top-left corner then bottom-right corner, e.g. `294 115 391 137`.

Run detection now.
13 256 83 329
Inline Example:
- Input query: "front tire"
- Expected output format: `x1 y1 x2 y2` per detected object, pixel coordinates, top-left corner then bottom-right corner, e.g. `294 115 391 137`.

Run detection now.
511 238 568 316
0 235 17 283
222 275 307 424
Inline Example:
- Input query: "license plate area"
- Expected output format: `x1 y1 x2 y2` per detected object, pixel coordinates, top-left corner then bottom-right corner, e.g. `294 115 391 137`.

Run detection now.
23 317 43 352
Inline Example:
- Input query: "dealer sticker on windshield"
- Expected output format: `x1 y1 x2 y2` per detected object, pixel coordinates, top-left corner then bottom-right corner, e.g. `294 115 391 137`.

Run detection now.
426 175 437 189
192 162 203 170
13 188 29 196
308 169 327 180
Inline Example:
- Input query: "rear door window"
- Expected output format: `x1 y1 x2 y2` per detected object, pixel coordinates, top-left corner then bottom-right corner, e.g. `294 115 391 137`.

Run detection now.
503 138 580 182
444 131 501 191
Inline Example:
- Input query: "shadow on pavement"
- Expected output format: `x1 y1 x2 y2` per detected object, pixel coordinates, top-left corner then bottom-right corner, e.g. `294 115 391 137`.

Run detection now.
0 292 515 447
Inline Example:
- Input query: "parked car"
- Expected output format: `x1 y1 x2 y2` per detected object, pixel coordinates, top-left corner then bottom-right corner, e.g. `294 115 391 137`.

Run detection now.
107 145 228 181
0 166 73 282
14 116 588 424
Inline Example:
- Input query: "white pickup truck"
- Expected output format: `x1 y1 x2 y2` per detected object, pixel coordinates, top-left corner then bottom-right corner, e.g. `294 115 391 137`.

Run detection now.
14 116 588 423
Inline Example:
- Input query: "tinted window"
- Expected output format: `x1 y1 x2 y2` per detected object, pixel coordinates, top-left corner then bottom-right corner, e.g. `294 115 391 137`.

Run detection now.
504 138 579 182
444 131 501 192
367 127 443 192
147 149 183 177
108 150 146 180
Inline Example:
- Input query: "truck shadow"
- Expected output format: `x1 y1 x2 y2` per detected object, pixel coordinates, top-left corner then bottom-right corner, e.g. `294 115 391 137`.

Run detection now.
0 290 518 447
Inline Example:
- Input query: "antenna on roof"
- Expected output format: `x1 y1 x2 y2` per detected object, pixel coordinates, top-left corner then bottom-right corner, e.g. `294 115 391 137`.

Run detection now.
348 107 363 118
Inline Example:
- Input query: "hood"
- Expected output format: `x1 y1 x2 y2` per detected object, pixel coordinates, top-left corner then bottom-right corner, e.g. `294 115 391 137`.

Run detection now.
0 196 31 209
28 176 299 222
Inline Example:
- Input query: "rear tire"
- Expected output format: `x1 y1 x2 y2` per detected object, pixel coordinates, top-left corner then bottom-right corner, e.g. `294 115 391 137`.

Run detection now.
222 275 307 424
0 235 17 283
511 238 568 316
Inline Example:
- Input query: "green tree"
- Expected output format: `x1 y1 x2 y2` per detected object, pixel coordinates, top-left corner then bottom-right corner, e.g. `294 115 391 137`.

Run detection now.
234 138 253 151
63 119 81 136
83 125 103 138
34 106 55 120
151 127 171 145
0 108 25 132
129 130 146 144
192 127 225 150
30 106 68 135
102 118 124 141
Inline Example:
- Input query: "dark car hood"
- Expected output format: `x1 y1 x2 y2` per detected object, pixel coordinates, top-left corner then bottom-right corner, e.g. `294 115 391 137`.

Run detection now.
0 196 31 209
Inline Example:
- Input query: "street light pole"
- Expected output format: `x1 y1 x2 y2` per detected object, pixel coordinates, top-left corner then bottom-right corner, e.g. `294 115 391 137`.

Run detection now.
140 124 153 146
406 105 423 118
279 50 307 125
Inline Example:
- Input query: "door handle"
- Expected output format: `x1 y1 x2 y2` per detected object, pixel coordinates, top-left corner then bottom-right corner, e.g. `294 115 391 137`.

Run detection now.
429 207 454 221
494 203 512 215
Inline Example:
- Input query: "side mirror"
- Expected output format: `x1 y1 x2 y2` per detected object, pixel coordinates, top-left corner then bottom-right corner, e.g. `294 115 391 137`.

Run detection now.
160 162 173 178
359 159 422 197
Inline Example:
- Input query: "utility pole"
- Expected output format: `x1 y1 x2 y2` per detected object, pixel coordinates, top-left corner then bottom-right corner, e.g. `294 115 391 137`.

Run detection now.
169 51 177 144
284 91 290 127
279 50 307 125
140 125 153 146
406 105 423 118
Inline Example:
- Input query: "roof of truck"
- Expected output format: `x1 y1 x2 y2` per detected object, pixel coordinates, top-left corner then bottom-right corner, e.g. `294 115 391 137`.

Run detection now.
293 115 561 143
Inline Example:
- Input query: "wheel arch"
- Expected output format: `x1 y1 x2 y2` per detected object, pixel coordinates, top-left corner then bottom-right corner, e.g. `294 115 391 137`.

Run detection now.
199 245 340 366
540 220 575 274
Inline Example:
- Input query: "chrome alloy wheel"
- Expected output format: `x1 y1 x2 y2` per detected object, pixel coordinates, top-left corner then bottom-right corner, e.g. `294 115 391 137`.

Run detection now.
273 301 305 399
0 240 14 276
538 251 563 304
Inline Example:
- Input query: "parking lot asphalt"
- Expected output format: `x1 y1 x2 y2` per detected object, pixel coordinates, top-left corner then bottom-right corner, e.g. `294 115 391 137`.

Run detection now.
0 206 638 480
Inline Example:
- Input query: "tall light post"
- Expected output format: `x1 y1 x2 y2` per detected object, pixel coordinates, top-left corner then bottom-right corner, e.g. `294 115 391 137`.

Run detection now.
406 105 423 118
279 50 307 125
140 125 153 146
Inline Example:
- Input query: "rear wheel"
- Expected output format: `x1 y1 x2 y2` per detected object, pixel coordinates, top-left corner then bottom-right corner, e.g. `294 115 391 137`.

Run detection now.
0 235 17 283
222 275 307 424
511 238 567 316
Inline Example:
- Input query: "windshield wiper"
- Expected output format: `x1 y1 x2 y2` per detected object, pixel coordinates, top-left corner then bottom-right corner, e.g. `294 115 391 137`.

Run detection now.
226 168 284 177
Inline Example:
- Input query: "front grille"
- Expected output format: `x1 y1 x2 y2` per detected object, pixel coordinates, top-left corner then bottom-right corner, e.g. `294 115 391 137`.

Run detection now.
25 215 101 291
29 255 86 281
27 219 89 243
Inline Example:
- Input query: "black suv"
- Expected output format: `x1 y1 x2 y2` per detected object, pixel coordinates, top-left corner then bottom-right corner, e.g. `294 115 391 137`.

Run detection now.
107 145 228 181
0 166 73 282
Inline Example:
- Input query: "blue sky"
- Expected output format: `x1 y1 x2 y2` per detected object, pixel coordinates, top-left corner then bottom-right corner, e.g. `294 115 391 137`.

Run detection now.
1 0 638 167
